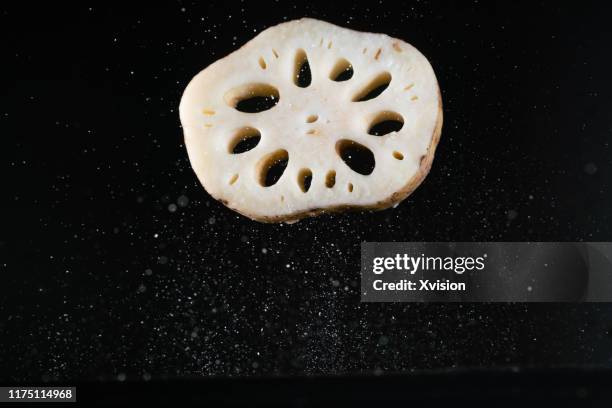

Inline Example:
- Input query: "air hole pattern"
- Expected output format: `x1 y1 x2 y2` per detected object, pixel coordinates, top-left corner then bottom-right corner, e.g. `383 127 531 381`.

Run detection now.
229 127 261 154
352 72 392 102
224 83 279 113
336 139 375 176
257 149 289 187
325 170 336 188
368 111 404 136
221 44 415 197
329 58 353 81
294 49 312 88
298 168 313 192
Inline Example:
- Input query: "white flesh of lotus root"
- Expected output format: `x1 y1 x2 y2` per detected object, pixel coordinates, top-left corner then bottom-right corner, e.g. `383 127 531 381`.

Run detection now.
180 18 442 223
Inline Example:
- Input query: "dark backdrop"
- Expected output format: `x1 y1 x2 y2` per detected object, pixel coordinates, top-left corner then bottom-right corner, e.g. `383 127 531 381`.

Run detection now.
2 1 612 382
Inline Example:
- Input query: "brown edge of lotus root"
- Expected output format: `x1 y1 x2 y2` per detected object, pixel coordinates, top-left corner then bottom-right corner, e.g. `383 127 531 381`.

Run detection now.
220 91 443 223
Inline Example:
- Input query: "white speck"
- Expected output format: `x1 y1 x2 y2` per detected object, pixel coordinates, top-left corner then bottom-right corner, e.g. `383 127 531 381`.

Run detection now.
177 195 190 207
584 162 597 175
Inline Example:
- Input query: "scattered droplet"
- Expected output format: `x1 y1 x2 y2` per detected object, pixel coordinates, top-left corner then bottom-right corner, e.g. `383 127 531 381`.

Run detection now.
177 195 190 207
584 162 597 175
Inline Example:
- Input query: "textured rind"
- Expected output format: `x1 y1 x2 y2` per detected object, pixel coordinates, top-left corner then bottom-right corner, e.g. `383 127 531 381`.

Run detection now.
180 18 443 223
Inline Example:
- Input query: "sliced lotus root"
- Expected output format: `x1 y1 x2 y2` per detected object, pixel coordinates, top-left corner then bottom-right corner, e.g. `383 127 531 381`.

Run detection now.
179 18 442 223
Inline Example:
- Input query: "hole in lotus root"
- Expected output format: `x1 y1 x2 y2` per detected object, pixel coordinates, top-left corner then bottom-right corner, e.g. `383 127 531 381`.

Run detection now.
257 149 289 187
294 49 312 88
297 168 313 192
329 58 353 81
336 139 375 175
368 111 404 136
224 83 279 113
325 170 336 188
352 72 391 102
393 151 404 160
229 127 261 154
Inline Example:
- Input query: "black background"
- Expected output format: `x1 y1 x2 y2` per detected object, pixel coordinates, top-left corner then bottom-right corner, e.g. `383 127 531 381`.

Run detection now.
2 1 612 382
